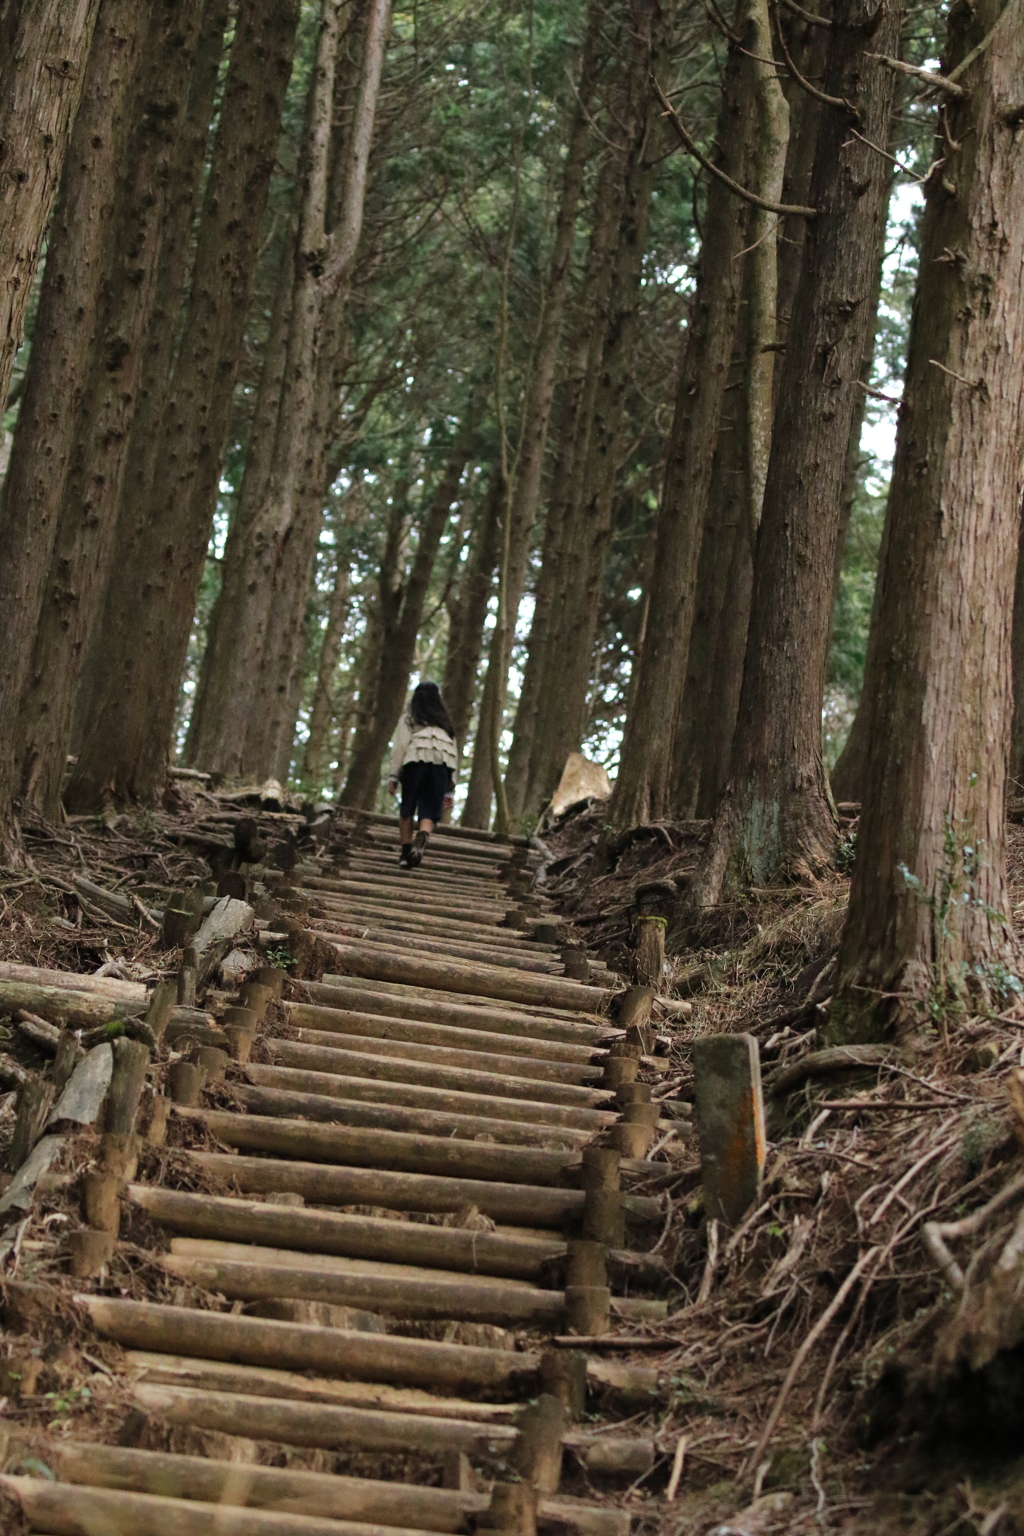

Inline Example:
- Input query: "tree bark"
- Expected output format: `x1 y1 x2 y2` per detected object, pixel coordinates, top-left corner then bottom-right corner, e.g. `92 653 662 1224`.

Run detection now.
502 335 589 821
183 226 297 772
442 472 502 753
25 0 224 818
671 9 830 820
832 0 1024 1039
340 406 481 808
241 0 392 784
62 0 300 812
692 0 903 902
1010 502 1024 793
303 487 363 787
610 13 757 828
0 0 100 419
0 0 139 837
508 9 666 827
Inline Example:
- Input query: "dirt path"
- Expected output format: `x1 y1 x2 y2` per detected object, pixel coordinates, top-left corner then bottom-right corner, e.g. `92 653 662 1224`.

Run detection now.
0 805 678 1534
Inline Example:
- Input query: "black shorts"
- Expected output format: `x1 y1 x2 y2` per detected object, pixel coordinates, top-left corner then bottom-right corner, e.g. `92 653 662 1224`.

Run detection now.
399 760 452 822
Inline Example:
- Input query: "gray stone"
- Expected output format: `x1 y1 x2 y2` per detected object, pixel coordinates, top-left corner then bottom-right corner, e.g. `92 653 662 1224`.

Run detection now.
0 1134 66 1214
693 1033 766 1226
47 1043 113 1127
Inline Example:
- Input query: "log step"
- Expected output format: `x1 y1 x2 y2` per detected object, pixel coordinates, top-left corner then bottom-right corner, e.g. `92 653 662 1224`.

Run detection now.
122 1383 657 1470
127 1352 518 1419
284 1001 604 1064
288 1023 605 1085
321 940 612 1012
245 1061 617 1131
316 974 607 1029
309 978 617 1045
158 1249 566 1324
188 1151 664 1226
176 1108 582 1185
128 1186 567 1278
22 1442 630 1534
271 1038 612 1107
78 1296 540 1392
0 1479 429 1536
232 1082 594 1148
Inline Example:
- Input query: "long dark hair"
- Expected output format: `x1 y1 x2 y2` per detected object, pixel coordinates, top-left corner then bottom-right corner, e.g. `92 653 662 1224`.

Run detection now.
409 681 455 738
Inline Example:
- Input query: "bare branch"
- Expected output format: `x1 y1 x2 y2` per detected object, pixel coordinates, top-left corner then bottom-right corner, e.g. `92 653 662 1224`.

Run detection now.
652 76 818 218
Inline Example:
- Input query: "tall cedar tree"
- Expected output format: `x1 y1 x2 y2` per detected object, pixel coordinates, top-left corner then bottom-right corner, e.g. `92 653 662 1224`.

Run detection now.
0 0 100 419
832 0 1024 1041
16 0 221 819
0 0 138 840
692 0 904 902
610 1 761 828
187 0 390 783
494 2 665 827
672 8 831 817
64 0 300 812
340 396 484 807
464 1 603 825
243 0 392 782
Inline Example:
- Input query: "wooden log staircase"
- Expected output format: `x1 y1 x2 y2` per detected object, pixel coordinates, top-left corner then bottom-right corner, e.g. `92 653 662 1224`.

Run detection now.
0 807 676 1535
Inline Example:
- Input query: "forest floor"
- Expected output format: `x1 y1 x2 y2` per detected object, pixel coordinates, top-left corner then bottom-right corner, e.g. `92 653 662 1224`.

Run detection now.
539 799 1024 1535
2 787 1024 1532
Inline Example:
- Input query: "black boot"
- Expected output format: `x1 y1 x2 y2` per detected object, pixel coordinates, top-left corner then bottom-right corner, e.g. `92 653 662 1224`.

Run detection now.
409 829 428 868
398 843 413 868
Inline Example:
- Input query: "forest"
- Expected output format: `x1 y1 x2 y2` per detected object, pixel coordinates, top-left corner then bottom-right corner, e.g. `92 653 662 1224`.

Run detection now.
3 0 1023 1044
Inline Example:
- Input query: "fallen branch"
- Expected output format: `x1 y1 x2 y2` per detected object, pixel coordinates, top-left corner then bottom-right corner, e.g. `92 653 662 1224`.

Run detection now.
767 1044 891 1096
921 1167 1024 1291
743 1246 881 1478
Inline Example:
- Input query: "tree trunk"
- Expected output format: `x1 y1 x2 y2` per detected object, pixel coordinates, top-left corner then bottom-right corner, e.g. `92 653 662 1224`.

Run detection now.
1010 502 1024 793
0 0 100 419
242 0 392 783
25 0 223 818
62 0 300 812
692 0 903 903
0 0 140 838
340 408 480 808
442 472 502 753
183 227 296 772
502 330 589 822
671 9 829 820
832 0 1024 1039
670 354 752 820
511 9 665 827
609 14 757 828
303 484 364 787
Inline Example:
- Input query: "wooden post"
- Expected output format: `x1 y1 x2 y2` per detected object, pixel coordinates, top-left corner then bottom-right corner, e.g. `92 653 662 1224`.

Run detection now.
540 1350 587 1420
614 985 655 1035
168 1062 203 1107
581 1147 623 1248
254 966 287 997
634 916 666 990
513 1392 566 1494
68 1229 115 1278
52 1029 82 1091
177 948 198 1007
602 1057 638 1090
479 1482 537 1536
9 1081 55 1172
144 980 177 1046
83 1172 121 1236
106 1038 150 1135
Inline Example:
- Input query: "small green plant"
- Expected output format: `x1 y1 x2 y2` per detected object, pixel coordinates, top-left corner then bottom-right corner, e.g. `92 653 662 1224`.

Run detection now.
43 1384 91 1421
264 944 295 969
836 827 857 873
898 809 1020 1021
